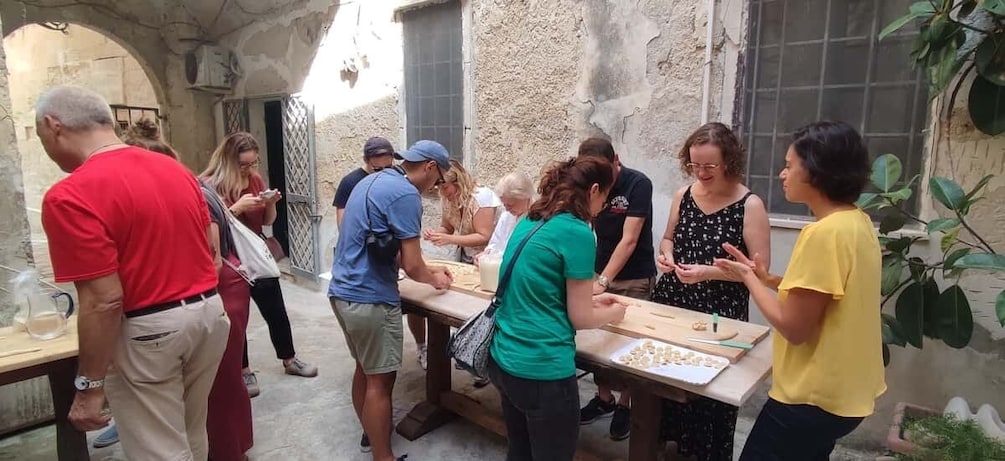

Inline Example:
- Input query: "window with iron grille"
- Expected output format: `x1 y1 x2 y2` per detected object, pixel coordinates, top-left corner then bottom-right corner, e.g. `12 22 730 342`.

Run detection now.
740 0 929 217
403 1 464 161
110 105 160 132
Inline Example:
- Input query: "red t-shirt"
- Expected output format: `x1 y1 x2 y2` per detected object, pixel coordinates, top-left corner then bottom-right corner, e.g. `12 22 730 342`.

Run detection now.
42 146 218 312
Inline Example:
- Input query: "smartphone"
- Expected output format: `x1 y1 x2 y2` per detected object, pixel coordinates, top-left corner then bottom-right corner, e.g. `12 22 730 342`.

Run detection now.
259 189 278 200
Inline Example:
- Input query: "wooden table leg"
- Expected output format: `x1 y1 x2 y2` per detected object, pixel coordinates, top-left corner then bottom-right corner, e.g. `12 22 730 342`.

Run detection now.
48 358 88 461
396 317 456 440
628 386 662 461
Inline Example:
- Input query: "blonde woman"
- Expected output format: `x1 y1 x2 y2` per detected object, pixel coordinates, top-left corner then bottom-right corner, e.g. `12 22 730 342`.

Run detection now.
202 132 317 398
474 171 535 263
423 159 501 263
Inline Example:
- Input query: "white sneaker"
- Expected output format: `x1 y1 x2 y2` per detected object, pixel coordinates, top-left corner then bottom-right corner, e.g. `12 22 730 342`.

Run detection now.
417 344 428 370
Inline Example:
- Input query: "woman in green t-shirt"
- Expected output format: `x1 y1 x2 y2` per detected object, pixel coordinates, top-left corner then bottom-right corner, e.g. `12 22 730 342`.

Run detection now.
716 121 884 460
488 155 629 461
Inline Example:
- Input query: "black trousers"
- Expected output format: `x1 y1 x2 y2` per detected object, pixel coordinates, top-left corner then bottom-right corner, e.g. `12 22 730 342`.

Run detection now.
487 357 579 461
243 277 296 367
739 398 864 461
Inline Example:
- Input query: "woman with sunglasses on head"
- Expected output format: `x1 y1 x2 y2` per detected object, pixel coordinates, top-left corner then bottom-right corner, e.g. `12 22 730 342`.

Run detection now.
424 159 501 264
716 121 884 460
650 122 771 461
416 159 500 372
202 132 318 399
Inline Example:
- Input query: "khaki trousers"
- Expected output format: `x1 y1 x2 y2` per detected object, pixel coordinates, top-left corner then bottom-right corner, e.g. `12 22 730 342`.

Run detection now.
105 296 230 461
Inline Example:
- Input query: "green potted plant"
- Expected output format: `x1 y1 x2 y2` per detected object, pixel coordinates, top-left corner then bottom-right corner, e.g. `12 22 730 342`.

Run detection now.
857 154 1002 360
890 412 1005 460
880 0 1005 135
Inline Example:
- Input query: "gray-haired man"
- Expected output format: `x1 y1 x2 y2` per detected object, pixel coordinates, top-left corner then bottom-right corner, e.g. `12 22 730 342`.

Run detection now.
37 85 228 459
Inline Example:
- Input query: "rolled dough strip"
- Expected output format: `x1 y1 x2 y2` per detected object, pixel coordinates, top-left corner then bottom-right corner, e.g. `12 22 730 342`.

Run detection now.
0 347 42 358
650 311 676 319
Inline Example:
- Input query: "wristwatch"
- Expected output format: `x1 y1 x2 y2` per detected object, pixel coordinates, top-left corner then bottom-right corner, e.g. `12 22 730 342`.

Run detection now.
597 275 610 289
74 375 104 391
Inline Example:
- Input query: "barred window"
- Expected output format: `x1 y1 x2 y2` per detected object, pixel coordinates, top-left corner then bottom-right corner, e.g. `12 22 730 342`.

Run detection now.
740 0 928 216
403 1 464 161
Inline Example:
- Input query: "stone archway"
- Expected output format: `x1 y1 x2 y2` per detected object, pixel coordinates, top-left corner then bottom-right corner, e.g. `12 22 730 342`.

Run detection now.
3 22 162 279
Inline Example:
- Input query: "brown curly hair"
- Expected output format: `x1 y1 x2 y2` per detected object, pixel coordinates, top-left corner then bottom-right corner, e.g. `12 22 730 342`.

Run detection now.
123 118 179 159
677 122 746 179
528 156 615 222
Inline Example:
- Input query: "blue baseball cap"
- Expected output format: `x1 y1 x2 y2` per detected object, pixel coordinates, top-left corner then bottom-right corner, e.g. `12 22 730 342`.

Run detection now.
394 140 452 170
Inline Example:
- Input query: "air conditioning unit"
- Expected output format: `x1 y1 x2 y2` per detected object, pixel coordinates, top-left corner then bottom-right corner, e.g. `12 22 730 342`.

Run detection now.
185 45 239 93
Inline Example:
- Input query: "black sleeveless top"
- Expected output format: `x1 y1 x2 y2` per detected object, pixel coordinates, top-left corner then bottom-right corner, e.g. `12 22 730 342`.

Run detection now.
651 186 752 321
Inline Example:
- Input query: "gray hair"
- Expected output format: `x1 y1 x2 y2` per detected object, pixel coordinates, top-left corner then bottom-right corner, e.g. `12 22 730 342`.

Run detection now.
495 171 534 200
35 86 115 131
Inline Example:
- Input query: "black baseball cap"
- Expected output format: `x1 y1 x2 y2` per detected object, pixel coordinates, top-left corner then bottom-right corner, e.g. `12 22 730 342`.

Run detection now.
363 137 395 158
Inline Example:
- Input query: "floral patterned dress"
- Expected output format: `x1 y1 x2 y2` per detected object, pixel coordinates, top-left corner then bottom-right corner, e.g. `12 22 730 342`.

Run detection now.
651 186 753 461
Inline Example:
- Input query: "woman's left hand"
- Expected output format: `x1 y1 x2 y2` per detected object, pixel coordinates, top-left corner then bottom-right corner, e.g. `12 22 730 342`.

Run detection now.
262 189 282 204
713 257 754 281
675 264 711 284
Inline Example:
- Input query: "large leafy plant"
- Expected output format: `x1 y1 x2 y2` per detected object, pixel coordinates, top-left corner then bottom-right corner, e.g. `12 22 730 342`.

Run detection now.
857 154 1003 364
881 0 1005 135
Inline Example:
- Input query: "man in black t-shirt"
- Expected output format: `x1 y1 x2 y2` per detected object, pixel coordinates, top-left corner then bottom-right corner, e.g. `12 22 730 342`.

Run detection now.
333 136 396 227
577 137 657 442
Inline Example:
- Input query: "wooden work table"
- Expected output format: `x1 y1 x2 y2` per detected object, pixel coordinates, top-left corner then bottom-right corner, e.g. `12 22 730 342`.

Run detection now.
0 317 86 460
396 279 774 460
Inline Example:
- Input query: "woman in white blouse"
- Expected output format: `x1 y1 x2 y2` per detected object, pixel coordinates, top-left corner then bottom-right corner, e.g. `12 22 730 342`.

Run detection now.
475 171 535 263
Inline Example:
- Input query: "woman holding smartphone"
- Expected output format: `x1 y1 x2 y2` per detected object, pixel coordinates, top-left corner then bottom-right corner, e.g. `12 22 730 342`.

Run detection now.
202 132 318 398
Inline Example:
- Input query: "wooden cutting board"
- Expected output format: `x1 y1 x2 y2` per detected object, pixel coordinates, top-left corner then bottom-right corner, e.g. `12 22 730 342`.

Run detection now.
425 260 494 299
602 296 770 363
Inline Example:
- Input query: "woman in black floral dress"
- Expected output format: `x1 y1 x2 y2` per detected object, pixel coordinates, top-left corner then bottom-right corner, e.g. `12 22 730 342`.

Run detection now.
651 123 771 461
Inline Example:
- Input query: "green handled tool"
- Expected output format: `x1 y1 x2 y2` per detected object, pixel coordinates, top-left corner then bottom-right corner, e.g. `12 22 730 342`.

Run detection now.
687 337 754 350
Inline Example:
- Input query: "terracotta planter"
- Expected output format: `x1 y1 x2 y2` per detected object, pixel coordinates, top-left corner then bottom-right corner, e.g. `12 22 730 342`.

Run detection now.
887 402 940 455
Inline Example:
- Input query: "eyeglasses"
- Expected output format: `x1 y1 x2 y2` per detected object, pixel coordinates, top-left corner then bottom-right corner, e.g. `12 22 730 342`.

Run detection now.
434 164 446 186
239 159 260 170
686 162 721 171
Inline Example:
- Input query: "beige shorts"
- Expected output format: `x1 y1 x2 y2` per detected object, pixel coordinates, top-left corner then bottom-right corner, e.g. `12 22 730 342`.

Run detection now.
330 298 403 375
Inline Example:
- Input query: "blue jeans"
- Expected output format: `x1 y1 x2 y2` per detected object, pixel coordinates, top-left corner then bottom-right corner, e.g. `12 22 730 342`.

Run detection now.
488 358 580 461
739 398 863 461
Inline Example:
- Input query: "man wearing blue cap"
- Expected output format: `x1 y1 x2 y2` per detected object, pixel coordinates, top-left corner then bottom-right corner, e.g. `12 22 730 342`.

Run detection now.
329 140 454 461
334 136 396 227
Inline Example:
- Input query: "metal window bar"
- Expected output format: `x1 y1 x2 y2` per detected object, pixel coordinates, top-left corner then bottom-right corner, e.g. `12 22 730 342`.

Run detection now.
742 0 927 216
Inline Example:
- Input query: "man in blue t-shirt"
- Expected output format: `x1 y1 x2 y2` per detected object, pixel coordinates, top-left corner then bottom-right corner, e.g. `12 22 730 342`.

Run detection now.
328 140 453 460
334 136 396 227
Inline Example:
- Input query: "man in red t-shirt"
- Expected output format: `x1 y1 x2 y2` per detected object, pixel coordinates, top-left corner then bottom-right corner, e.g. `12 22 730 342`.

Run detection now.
37 86 229 460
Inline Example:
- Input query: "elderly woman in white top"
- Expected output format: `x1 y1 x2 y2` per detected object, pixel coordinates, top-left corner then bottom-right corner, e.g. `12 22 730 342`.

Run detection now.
474 171 535 264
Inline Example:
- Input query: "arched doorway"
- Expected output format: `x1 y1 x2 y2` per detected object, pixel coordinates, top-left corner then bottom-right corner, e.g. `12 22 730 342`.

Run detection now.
4 23 161 279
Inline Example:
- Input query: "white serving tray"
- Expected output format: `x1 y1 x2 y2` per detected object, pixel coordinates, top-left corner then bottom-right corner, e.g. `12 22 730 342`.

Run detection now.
608 338 730 386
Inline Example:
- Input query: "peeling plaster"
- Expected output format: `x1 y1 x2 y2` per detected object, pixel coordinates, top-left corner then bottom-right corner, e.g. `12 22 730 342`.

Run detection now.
576 0 660 144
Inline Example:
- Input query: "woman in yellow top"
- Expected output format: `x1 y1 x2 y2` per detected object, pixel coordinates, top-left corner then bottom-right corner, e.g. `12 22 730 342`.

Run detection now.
716 121 885 460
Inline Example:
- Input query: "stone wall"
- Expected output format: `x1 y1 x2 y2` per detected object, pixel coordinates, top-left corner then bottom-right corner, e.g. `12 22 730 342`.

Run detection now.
0 1 220 170
4 24 159 278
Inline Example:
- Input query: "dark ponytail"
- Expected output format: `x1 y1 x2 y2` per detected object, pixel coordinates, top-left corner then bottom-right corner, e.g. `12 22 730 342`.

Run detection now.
528 156 614 222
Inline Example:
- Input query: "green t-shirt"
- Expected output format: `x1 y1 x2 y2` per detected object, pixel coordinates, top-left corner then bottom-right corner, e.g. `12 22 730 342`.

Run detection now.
489 213 596 380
